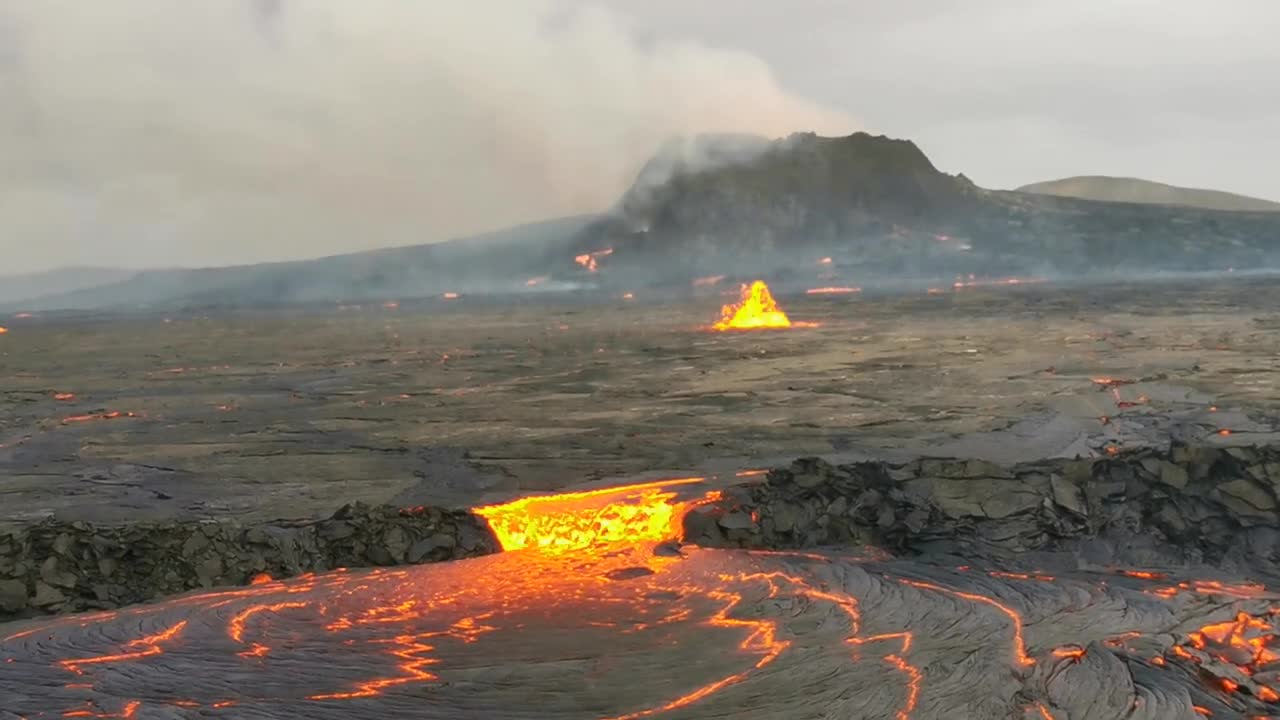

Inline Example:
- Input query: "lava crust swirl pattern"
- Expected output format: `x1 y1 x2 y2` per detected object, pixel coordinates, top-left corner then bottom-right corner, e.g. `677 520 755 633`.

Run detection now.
4 480 1280 719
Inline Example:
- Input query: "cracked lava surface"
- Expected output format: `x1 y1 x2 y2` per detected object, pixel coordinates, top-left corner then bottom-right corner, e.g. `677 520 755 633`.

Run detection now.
5 480 1280 719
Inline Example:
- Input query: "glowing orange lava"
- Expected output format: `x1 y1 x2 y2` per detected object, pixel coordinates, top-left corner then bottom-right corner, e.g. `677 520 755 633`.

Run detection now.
59 621 188 674
1147 580 1269 600
54 392 76 401
472 477 706 553
0 326 8 334
442 292 460 300
574 248 613 272
952 276 1044 290
818 257 833 265
898 577 1034 668
805 286 862 295
989 570 1055 582
1051 646 1086 662
23 472 1280 719
712 281 798 331
1189 612 1280 669
61 411 139 425
1116 569 1168 580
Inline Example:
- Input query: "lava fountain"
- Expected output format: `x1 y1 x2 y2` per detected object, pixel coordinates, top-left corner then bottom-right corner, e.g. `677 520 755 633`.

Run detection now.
712 281 813 331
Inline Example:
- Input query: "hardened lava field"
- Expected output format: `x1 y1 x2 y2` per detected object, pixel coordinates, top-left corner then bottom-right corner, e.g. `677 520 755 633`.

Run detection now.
2 276 1278 529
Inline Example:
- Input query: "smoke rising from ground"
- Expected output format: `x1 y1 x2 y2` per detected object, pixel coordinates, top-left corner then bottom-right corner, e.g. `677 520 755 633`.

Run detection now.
0 0 853 274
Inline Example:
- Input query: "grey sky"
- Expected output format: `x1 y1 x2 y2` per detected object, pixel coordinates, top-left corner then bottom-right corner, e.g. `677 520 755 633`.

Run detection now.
1 1 1276 274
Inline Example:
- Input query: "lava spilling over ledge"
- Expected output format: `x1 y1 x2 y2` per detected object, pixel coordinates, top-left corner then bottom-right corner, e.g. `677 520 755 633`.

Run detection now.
7 446 1280 718
472 477 707 553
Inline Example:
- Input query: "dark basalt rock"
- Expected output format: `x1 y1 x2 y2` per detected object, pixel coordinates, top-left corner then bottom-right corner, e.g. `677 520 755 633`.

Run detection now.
684 442 1280 577
0 503 500 622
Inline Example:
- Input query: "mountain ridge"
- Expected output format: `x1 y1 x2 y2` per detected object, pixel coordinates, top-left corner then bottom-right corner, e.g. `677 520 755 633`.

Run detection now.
566 132 1280 280
8 132 1280 311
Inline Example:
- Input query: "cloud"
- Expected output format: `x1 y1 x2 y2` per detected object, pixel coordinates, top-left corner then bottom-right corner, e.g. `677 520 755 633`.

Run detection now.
0 0 853 273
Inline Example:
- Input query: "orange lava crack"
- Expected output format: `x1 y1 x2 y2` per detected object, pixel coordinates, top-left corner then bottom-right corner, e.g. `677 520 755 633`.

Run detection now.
850 633 922 720
897 577 1035 668
307 634 442 700
601 584 792 720
228 601 309 658
60 700 140 719
58 620 188 674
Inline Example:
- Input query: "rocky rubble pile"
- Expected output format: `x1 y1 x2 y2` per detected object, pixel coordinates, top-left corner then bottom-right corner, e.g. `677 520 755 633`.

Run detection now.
0 503 498 621
685 443 1280 574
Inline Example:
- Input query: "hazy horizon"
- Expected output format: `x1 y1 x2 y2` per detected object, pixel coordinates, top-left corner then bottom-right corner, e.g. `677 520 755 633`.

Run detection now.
2 1 1278 274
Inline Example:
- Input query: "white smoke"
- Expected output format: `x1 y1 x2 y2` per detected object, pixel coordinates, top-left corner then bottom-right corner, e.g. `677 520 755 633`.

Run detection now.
0 0 853 272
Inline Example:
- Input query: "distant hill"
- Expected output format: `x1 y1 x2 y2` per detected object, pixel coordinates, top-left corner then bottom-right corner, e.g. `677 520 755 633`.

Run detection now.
5 216 596 311
1018 176 1280 213
0 267 136 306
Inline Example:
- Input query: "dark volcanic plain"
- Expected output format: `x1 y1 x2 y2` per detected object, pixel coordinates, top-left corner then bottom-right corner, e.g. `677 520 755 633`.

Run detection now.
5 275 1280 719
2 275 1277 527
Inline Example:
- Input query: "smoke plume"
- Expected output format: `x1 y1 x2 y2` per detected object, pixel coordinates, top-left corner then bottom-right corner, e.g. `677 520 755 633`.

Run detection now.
0 0 853 273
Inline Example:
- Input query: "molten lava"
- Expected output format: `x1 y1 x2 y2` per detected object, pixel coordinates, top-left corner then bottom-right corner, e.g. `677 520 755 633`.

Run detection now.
18 472 1280 718
61 411 139 425
805 286 861 295
473 478 704 553
574 248 613 272
712 281 796 331
0 326 8 334
951 276 1045 290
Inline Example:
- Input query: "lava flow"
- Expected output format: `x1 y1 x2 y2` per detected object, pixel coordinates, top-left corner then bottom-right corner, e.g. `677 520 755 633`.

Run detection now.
60 410 140 425
9 478 1280 718
712 280 812 331
805 286 862 295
